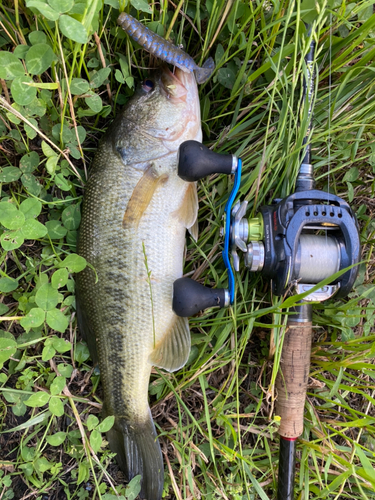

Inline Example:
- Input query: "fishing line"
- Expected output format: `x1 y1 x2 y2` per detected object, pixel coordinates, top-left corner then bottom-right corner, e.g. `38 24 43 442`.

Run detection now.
328 12 332 190
326 11 333 247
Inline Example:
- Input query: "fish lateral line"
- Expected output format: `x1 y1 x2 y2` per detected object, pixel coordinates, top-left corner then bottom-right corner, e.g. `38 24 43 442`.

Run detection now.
117 12 215 83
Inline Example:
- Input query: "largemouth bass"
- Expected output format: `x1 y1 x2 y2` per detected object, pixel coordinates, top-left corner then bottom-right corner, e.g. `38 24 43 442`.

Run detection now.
76 66 201 499
118 12 214 84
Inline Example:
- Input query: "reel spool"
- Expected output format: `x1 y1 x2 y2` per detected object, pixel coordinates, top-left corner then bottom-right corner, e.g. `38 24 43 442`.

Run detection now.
231 189 360 301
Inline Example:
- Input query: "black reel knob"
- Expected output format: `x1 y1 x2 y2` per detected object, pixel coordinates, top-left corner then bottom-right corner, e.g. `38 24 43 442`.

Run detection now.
178 140 237 181
173 278 229 317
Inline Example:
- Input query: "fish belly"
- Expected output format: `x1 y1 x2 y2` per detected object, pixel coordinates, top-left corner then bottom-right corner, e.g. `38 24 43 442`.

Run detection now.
77 152 193 420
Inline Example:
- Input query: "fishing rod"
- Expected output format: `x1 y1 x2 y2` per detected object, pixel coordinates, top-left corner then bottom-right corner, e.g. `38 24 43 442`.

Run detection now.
172 28 361 498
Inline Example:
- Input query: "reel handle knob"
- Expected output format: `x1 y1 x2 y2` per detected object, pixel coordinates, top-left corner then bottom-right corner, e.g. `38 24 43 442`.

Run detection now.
178 140 237 181
173 277 229 317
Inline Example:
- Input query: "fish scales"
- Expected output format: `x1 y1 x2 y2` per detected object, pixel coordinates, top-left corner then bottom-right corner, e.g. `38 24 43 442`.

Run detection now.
118 12 215 84
79 154 186 411
76 67 201 500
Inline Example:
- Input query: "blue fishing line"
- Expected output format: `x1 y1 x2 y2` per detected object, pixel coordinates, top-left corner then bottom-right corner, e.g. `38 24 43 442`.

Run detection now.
223 158 242 304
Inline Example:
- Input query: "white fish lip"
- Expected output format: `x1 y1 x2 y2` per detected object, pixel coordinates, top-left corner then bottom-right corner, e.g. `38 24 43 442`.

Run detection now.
158 66 201 149
159 65 188 101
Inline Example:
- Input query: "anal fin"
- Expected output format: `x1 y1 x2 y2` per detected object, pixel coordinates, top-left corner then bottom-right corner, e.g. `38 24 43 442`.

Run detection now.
149 316 190 372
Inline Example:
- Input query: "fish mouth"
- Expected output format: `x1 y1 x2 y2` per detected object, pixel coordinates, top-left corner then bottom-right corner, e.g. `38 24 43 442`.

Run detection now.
160 65 189 101
157 64 201 147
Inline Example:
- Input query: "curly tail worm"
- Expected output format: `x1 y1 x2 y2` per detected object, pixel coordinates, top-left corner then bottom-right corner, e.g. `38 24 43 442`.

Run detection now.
117 12 214 84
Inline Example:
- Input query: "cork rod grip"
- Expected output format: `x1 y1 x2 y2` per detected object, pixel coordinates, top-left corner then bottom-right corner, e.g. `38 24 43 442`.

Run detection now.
276 321 313 438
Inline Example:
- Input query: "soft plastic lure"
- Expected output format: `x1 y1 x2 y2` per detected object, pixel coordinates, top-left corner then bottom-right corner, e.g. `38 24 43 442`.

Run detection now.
118 12 214 84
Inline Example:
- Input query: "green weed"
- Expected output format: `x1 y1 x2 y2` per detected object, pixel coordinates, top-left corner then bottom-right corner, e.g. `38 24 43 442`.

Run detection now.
0 0 375 498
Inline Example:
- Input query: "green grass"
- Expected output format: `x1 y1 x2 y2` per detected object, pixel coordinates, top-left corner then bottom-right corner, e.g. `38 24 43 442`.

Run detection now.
0 0 375 499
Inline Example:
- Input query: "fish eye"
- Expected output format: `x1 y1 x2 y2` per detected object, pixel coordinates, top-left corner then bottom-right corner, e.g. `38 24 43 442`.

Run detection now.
142 79 154 92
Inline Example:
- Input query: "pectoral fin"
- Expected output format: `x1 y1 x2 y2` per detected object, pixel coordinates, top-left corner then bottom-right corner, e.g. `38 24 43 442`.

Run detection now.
123 165 168 229
149 316 190 372
172 182 199 240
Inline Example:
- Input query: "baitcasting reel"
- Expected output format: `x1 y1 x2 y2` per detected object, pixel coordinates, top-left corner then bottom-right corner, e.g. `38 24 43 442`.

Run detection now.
172 140 361 316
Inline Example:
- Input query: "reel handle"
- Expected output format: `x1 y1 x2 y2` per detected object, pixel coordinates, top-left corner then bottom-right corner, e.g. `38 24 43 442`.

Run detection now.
172 278 229 317
178 140 237 181
174 142 242 315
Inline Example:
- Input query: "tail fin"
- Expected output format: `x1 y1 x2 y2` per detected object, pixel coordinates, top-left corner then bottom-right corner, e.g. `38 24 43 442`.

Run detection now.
194 57 215 84
107 412 164 500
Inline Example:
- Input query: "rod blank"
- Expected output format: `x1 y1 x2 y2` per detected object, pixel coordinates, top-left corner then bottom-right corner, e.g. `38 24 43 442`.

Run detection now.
277 438 297 500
